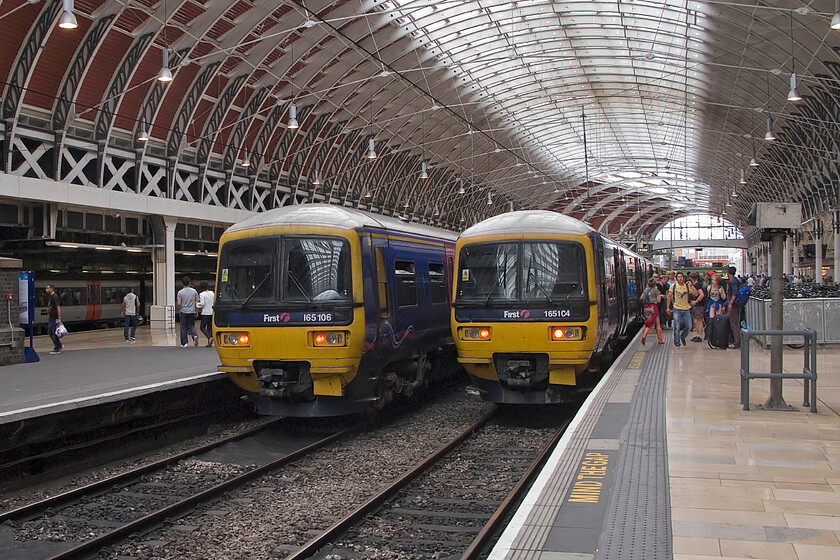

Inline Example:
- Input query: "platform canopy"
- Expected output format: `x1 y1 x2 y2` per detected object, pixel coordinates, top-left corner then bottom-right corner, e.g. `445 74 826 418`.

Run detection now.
1 1 838 240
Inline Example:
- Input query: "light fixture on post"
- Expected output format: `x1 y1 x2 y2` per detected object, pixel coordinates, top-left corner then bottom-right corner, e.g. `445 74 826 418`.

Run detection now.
739 169 747 184
764 117 776 141
157 48 173 82
137 117 149 142
366 138 377 159
787 13 801 102
287 102 299 129
240 149 250 167
832 0 840 29
420 161 428 179
58 0 78 29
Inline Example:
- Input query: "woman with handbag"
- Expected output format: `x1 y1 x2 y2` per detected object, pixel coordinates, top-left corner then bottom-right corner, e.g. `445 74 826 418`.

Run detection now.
640 277 664 345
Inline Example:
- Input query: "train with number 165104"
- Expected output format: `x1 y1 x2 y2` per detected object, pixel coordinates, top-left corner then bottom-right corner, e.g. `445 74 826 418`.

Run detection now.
451 210 652 404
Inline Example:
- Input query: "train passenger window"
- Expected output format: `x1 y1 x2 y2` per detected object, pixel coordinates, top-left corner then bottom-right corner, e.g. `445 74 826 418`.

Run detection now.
394 260 417 307
428 262 447 304
375 248 388 316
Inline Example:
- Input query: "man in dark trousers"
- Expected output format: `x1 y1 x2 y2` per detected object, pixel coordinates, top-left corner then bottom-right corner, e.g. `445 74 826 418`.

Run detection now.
45 284 62 354
176 276 199 347
726 266 742 349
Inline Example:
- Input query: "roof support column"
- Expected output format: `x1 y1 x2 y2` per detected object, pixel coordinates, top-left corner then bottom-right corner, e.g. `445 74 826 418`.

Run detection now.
833 212 840 283
815 219 823 284
149 216 177 330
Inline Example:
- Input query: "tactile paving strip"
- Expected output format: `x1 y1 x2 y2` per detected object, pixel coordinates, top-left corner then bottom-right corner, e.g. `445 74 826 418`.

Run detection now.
596 341 672 560
504 339 641 559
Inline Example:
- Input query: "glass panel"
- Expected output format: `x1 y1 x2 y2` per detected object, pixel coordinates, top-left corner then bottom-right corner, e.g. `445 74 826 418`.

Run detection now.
457 242 518 303
217 238 277 305
521 242 587 301
283 237 350 302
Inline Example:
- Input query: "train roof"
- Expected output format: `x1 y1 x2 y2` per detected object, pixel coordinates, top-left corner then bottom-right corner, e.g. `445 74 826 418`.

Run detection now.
225 203 458 242
460 210 597 238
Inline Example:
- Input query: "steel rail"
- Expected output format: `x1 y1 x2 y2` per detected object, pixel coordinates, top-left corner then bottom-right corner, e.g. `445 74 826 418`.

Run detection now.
460 415 574 559
38 424 360 560
0 418 282 524
284 410 497 560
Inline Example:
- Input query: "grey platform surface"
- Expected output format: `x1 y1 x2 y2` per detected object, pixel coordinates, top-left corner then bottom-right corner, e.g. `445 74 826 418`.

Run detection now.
0 335 223 425
490 333 672 560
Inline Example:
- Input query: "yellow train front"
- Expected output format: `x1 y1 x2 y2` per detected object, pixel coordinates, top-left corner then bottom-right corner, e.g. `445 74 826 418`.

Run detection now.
452 210 647 404
214 204 457 417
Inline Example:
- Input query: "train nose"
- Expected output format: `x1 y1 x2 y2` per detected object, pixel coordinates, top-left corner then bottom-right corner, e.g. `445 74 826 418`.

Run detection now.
494 354 549 391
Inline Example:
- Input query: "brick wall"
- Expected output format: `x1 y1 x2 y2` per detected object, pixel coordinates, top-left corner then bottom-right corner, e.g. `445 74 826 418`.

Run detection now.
0 258 25 366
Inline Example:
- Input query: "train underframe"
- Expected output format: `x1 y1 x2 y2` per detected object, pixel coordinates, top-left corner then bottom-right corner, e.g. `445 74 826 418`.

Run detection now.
246 342 459 417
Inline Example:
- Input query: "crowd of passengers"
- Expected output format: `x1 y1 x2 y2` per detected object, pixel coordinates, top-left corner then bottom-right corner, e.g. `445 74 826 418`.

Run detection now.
638 267 754 349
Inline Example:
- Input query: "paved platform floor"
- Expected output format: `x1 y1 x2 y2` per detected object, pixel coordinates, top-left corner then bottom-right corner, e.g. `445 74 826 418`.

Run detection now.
490 331 840 560
0 327 221 423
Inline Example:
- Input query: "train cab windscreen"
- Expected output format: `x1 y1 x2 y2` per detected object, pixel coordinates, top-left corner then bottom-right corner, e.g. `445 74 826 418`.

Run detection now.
217 236 351 308
456 241 587 305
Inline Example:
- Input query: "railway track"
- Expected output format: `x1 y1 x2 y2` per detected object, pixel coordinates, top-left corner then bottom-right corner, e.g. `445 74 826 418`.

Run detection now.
0 420 358 560
287 408 572 560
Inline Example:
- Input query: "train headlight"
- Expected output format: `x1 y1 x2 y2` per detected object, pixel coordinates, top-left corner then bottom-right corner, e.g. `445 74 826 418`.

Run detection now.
312 331 348 347
223 332 250 347
459 327 491 341
551 327 584 341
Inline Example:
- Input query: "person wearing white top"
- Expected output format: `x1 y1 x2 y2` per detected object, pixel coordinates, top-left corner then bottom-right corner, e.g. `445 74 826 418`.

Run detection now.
196 280 215 347
121 287 140 342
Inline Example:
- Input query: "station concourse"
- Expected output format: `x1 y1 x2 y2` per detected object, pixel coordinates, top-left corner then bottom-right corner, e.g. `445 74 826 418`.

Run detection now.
1 1 840 559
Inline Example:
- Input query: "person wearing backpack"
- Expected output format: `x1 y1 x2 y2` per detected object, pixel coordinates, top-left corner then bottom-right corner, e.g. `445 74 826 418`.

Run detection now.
726 266 745 349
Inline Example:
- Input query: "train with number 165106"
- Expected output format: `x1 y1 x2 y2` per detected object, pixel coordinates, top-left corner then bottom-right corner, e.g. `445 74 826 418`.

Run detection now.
213 204 460 417
451 210 652 404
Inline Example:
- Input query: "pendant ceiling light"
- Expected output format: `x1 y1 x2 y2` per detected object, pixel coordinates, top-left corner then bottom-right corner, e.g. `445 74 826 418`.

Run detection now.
157 49 173 82
311 169 320 185
832 0 840 29
764 117 776 141
240 149 250 167
403 198 410 208
433 205 440 216
366 138 377 159
420 161 428 179
363 187 372 198
787 13 801 102
137 118 149 142
457 179 465 195
486 191 493 205
287 102 299 129
739 169 747 184
749 145 759 167
58 0 78 29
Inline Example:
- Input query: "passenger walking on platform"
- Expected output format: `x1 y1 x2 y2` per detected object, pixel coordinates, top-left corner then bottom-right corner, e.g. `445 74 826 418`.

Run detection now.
706 274 726 320
121 287 140 342
667 272 691 348
196 280 215 347
640 277 664 345
726 266 742 349
45 284 62 355
688 272 706 342
176 276 199 347
656 274 671 328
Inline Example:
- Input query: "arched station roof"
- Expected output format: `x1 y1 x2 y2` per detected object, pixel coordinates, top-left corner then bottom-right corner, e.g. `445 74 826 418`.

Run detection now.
2 0 839 240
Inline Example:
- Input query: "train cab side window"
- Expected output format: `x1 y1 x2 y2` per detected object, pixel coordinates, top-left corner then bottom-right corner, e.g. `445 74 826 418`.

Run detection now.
394 260 417 307
428 262 447 304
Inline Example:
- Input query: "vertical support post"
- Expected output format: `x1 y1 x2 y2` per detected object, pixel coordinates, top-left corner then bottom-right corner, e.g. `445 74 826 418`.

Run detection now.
814 218 823 283
764 232 787 409
783 236 791 278
833 211 839 282
741 329 750 410
792 230 799 277
149 216 177 330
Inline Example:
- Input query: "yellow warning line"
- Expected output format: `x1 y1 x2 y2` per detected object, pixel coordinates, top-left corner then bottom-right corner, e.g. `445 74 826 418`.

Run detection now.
627 352 645 370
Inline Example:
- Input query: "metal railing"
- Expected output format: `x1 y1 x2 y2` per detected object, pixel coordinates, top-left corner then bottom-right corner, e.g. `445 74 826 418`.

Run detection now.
740 328 817 413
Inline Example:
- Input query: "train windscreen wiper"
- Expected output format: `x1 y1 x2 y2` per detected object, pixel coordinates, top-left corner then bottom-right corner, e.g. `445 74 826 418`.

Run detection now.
287 270 312 304
240 272 271 310
526 268 554 306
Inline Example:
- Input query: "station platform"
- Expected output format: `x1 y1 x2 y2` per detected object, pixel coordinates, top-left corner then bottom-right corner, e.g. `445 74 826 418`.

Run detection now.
490 332 840 560
0 326 223 425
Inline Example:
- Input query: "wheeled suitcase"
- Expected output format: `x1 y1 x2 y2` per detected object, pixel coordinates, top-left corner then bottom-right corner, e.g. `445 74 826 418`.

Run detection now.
707 313 731 349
